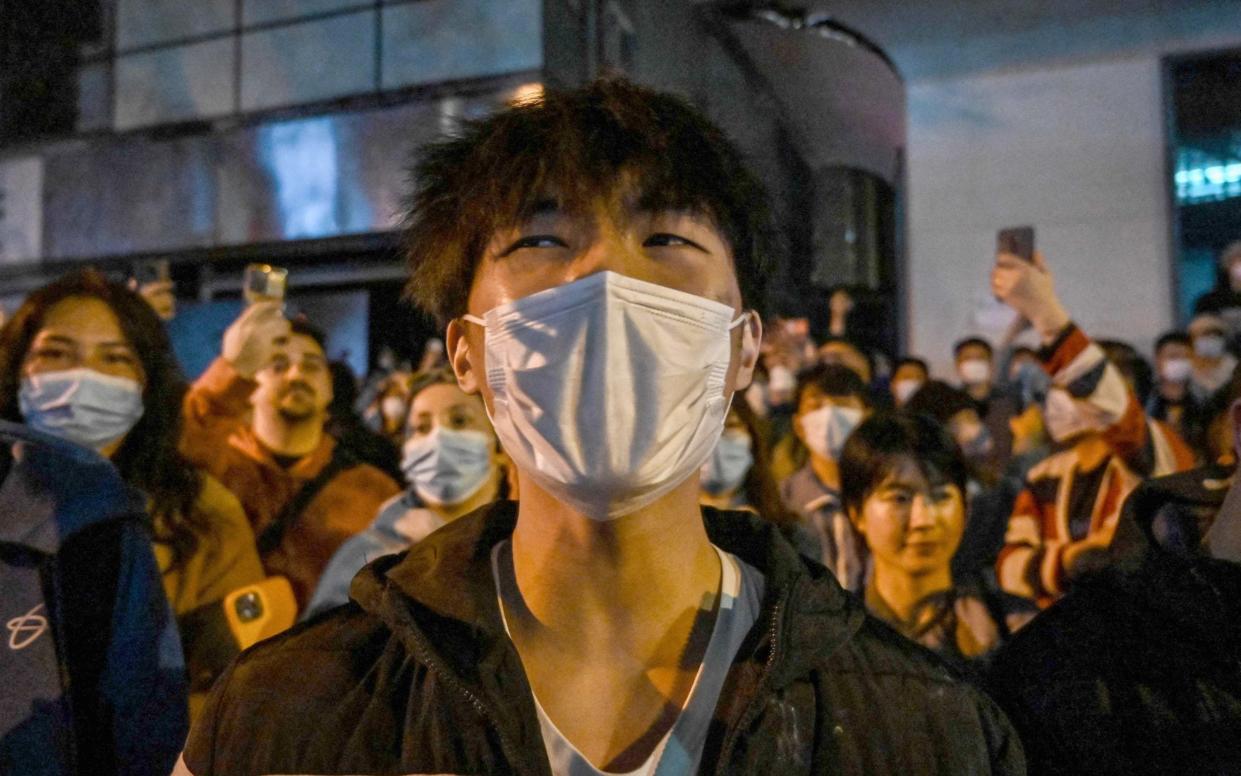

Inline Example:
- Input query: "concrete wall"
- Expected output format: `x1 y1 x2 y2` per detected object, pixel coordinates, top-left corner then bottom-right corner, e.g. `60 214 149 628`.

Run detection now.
884 9 1241 377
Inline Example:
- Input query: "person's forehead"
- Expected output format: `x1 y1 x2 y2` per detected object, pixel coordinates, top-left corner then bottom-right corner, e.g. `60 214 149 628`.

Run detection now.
957 343 990 359
37 297 129 345
287 333 326 360
875 456 933 490
894 363 926 378
801 386 860 405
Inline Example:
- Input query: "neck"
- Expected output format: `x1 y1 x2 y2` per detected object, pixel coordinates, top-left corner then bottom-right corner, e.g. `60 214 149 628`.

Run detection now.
1159 380 1187 401
507 474 720 650
808 454 840 492
965 382 990 402
872 562 953 624
1204 476 1241 564
252 411 323 457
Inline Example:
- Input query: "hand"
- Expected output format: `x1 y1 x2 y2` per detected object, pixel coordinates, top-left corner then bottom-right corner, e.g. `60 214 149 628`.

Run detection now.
991 250 1070 343
221 301 291 378
137 280 176 321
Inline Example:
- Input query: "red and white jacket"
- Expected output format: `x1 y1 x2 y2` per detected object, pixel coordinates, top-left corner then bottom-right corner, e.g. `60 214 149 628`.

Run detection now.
996 324 1195 607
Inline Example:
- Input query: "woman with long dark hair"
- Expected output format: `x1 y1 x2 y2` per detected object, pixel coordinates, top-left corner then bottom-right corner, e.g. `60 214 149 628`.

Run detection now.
0 269 263 707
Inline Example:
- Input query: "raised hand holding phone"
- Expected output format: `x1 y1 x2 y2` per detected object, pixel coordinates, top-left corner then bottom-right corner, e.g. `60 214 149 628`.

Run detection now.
991 249 1070 345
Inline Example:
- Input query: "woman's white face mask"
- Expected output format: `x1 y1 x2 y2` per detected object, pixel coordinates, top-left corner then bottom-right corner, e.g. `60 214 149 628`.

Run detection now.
463 271 748 520
400 427 494 507
19 367 144 452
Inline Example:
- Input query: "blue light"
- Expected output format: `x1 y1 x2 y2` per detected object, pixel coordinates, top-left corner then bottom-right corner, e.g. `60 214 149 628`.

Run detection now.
259 117 340 239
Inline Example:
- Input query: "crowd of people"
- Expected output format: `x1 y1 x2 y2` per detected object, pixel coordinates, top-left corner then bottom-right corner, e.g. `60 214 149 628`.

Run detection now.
2 77 1240 775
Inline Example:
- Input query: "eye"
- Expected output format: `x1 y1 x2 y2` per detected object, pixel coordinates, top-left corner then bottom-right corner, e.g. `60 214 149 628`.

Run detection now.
643 233 706 251
501 235 568 255
448 409 470 428
412 420 432 435
884 491 912 506
931 487 955 504
105 351 138 366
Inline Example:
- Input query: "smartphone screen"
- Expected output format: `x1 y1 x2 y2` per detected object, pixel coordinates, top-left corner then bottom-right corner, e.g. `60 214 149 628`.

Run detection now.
998 226 1035 263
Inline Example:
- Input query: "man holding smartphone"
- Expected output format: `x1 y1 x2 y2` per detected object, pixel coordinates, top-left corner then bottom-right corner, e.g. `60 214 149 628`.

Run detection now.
177 79 1023 775
179 303 400 610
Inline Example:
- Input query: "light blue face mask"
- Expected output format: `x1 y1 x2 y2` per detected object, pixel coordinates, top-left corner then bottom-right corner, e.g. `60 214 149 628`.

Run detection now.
401 427 494 506
19 368 145 452
700 430 754 497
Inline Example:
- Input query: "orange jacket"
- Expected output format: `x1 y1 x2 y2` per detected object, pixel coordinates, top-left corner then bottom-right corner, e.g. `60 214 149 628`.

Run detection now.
180 358 400 609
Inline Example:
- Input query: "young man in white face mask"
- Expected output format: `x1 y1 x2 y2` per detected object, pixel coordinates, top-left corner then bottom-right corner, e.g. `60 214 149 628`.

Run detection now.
992 250 1197 609
1187 313 1238 401
177 79 1024 776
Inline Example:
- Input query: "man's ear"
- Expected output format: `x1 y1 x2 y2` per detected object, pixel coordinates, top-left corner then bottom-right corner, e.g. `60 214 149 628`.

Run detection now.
731 311 763 391
847 505 865 534
446 318 480 394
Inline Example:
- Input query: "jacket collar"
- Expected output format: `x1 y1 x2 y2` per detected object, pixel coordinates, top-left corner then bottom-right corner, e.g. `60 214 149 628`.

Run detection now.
0 419 145 554
349 502 865 765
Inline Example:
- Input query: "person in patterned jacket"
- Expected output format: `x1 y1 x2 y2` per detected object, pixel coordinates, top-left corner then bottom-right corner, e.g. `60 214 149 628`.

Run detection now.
992 250 1195 608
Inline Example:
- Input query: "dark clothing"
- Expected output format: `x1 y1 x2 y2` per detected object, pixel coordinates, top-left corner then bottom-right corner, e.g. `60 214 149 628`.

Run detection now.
0 421 188 776
1146 391 1208 458
987 466 1241 776
182 503 1025 775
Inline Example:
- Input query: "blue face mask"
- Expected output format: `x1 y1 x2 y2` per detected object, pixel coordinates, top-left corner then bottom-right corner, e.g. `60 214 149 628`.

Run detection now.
700 430 754 497
19 368 144 451
401 427 494 507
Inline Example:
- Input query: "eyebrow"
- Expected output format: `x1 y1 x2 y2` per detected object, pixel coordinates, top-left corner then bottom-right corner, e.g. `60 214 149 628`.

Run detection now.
35 334 134 349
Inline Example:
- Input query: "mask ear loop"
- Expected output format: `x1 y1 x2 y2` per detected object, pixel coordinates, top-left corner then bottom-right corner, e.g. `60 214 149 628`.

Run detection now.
462 314 487 327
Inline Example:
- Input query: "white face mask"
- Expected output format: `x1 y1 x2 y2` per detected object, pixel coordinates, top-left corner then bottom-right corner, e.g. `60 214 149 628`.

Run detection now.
700 429 754 497
799 404 864 461
1042 387 1097 443
464 271 747 520
1194 334 1226 360
1159 357 1192 384
891 378 923 406
768 364 796 394
957 358 991 386
19 368 144 451
401 427 494 507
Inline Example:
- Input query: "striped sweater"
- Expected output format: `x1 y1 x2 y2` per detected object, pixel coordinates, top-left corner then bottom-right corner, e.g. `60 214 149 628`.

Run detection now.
996 324 1195 607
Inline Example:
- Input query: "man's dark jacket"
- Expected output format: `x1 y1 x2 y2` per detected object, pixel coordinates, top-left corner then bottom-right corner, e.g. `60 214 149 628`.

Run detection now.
987 466 1241 775
184 503 1025 775
0 420 188 776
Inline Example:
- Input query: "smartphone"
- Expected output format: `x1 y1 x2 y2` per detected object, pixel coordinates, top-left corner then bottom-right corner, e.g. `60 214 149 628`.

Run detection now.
998 226 1035 263
243 263 288 304
131 258 171 286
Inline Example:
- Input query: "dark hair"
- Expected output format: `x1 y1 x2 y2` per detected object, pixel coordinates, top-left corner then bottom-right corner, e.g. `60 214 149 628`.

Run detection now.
794 362 872 409
953 337 993 359
402 78 776 324
727 397 798 530
1010 346 1039 362
817 336 875 381
0 269 206 569
1097 339 1153 407
839 411 968 518
289 316 328 354
1155 330 1191 353
904 380 977 426
894 356 929 377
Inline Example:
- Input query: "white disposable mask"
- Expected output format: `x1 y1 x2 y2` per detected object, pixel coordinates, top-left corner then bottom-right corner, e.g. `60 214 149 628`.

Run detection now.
1042 387 1097 443
958 358 992 386
768 364 796 394
700 429 754 497
891 378 924 406
1194 334 1226 360
799 404 864 461
19 368 144 452
1159 357 1192 384
380 396 407 425
464 271 747 520
401 427 494 507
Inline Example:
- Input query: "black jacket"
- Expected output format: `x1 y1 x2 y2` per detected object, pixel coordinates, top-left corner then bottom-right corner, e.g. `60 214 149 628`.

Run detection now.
183 503 1025 775
987 466 1241 776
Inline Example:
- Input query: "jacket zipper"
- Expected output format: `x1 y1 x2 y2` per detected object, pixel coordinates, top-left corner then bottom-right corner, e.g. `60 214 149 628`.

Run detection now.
402 615 545 776
713 582 791 773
